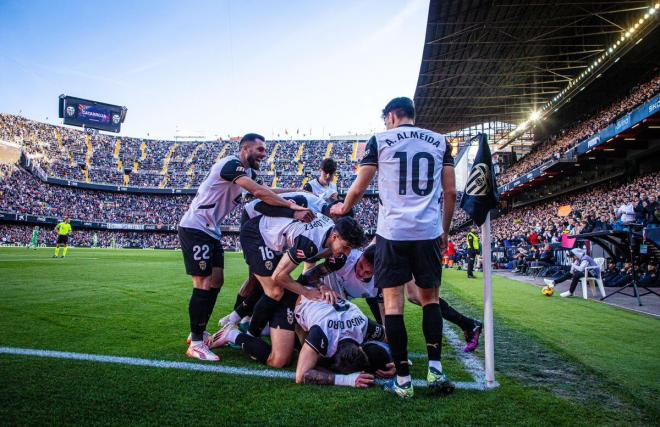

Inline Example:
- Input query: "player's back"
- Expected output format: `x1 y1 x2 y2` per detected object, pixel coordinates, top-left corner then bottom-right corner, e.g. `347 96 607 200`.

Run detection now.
366 125 452 241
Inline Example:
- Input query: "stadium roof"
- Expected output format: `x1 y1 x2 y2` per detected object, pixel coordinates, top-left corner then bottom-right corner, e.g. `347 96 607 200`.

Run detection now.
414 1 660 136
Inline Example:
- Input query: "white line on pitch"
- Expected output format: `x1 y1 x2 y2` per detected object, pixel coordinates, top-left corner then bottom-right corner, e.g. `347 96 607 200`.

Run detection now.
0 346 488 390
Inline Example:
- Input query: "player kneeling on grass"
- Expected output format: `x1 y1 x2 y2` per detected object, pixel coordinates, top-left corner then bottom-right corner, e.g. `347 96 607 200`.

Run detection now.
210 215 365 368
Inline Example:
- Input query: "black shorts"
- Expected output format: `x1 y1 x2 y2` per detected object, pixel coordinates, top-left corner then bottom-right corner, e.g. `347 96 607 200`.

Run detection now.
269 289 298 331
240 216 282 277
56 235 69 245
374 235 443 289
178 227 224 277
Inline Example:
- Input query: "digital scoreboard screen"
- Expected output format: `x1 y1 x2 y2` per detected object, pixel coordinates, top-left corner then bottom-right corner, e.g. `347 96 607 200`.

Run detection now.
59 95 127 133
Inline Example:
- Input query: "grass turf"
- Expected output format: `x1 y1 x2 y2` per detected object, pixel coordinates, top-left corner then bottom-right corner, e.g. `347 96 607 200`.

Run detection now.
0 247 658 426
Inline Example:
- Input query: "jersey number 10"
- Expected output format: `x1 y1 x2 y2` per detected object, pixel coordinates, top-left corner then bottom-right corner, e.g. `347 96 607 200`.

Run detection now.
393 152 435 196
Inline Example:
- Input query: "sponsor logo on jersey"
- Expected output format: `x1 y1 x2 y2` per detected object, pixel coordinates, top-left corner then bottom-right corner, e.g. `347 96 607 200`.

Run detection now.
296 249 306 259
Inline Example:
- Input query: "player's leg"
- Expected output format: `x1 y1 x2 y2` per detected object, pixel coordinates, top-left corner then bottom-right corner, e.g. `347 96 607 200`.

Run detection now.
53 240 60 257
267 328 296 368
219 273 262 328
62 240 69 257
248 273 283 337
179 227 222 361
413 237 454 394
375 236 414 397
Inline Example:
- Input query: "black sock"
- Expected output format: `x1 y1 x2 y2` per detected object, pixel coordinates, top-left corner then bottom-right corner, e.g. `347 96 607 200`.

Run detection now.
208 287 220 320
235 332 271 364
366 297 382 324
384 314 409 377
189 288 213 341
233 294 246 311
236 284 265 318
249 294 280 337
423 303 443 362
439 298 472 331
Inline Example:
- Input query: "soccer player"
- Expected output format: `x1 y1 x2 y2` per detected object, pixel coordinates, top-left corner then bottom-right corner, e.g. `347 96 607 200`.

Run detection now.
29 226 39 250
210 215 364 368
303 246 483 352
331 97 457 398
53 217 72 258
294 297 391 388
303 158 338 201
178 133 312 362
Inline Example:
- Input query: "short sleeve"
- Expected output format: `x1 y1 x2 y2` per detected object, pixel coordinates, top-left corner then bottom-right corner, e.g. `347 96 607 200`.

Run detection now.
305 325 329 356
302 182 313 192
287 235 319 265
443 141 454 166
220 159 248 182
360 136 378 166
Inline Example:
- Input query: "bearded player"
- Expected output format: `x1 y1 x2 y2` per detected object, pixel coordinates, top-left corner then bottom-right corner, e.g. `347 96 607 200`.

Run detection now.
178 133 312 362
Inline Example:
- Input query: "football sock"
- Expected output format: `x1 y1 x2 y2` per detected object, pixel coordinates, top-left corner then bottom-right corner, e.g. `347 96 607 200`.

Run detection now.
423 303 443 362
226 311 242 325
233 294 246 310
225 328 240 344
248 295 280 337
207 287 220 320
429 360 443 372
365 297 383 324
235 332 270 364
63 246 68 257
189 288 213 342
439 298 472 331
384 314 410 377
54 247 60 257
235 285 264 318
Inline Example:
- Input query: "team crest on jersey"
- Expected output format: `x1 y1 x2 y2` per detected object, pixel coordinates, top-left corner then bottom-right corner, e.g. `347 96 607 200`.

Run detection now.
286 308 294 325
265 261 273 271
296 249 306 259
465 163 491 196
199 260 207 271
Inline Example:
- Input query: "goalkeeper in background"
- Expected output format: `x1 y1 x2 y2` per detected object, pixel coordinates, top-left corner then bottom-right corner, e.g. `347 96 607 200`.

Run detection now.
29 226 39 250
53 217 72 258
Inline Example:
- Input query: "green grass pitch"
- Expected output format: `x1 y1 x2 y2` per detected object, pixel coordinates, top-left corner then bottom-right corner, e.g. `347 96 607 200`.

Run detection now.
0 247 658 426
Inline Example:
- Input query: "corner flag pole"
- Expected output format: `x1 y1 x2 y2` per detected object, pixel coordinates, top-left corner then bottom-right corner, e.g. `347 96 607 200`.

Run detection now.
481 211 496 388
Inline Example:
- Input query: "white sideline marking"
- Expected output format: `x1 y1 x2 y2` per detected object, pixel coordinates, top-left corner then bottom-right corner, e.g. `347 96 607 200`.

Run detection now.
0 346 490 390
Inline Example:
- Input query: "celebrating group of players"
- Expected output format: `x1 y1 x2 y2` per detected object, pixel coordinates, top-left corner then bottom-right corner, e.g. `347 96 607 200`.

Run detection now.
178 97 482 398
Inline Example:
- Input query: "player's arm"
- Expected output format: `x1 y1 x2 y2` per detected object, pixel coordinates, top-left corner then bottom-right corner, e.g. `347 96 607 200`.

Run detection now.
272 253 322 300
300 263 332 287
331 136 377 216
236 177 311 214
302 182 313 193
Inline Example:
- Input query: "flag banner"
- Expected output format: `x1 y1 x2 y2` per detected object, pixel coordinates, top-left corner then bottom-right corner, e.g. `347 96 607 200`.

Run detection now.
459 133 499 226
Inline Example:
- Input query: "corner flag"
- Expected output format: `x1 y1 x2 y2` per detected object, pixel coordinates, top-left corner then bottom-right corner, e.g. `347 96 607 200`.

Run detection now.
459 133 499 226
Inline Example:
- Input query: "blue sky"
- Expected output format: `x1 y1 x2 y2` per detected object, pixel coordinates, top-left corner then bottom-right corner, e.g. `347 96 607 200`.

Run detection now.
0 0 429 139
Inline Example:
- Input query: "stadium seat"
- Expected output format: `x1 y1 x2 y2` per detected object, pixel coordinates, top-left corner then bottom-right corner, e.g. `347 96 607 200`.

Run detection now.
580 257 606 300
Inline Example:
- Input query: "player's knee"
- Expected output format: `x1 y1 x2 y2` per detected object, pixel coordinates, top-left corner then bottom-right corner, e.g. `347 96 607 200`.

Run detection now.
267 353 290 369
265 285 283 300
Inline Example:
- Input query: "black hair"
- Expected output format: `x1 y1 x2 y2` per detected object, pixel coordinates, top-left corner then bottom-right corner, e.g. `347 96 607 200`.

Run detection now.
382 97 415 120
240 133 265 148
320 158 337 175
333 217 365 247
323 200 354 218
331 339 368 374
362 342 392 374
362 244 376 266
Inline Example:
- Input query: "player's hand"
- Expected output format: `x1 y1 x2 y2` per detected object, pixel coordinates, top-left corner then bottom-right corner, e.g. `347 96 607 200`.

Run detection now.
319 285 339 305
439 233 448 252
329 202 345 217
354 372 375 388
375 362 396 379
293 209 315 223
303 287 323 301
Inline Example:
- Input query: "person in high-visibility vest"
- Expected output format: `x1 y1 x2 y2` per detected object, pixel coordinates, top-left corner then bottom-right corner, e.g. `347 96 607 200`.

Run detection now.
466 227 480 278
53 217 72 258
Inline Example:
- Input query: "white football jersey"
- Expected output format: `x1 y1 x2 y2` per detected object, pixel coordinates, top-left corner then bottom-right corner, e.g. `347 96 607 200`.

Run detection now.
295 297 368 358
304 178 337 202
258 213 335 264
243 191 326 220
179 155 255 239
322 249 377 300
361 125 454 241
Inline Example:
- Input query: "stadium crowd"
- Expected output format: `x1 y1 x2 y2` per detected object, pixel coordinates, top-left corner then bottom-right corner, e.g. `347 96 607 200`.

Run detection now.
497 72 660 185
0 113 363 190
